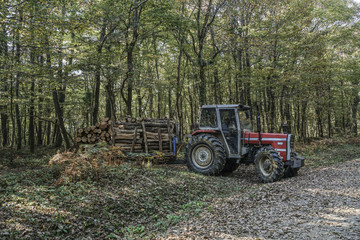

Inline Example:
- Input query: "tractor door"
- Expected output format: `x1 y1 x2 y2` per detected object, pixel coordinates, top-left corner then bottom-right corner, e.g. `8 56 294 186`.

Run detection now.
219 109 240 157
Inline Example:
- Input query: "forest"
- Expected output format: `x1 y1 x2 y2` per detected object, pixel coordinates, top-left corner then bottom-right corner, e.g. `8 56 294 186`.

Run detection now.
1 1 360 239
0 0 359 152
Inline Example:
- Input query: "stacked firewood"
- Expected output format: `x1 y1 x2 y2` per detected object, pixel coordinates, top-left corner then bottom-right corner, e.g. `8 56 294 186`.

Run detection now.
75 118 114 144
75 117 176 154
113 117 176 154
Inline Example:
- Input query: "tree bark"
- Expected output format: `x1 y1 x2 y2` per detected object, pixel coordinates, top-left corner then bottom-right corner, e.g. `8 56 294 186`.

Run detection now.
352 85 359 136
92 24 106 125
1 25 8 147
52 90 71 149
15 10 23 150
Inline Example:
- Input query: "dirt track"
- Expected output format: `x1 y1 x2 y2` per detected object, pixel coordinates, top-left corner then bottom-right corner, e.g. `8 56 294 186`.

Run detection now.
164 159 360 239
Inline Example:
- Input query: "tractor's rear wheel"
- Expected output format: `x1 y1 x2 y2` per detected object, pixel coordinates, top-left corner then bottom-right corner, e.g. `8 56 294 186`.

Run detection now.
185 134 226 175
254 146 284 183
221 160 240 174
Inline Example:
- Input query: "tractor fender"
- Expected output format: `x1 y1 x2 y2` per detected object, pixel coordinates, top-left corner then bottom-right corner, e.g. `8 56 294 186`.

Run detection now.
191 130 217 136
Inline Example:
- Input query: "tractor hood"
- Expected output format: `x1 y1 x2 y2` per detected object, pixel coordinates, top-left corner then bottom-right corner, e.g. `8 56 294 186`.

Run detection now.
244 132 290 161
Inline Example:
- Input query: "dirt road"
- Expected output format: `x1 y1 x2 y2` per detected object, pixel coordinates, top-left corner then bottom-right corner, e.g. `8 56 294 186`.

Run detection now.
164 159 360 239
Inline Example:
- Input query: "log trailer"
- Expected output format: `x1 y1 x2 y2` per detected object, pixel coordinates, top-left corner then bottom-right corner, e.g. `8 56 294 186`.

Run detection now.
183 104 304 183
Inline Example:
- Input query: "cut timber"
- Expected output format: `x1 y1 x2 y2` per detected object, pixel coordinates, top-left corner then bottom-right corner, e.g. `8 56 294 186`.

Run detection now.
131 127 138 152
158 127 162 152
114 133 139 140
167 119 172 152
75 117 176 150
99 122 108 130
116 122 170 128
142 121 148 154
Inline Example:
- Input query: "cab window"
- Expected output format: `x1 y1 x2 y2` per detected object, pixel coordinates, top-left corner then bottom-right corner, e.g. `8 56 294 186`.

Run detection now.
200 108 218 128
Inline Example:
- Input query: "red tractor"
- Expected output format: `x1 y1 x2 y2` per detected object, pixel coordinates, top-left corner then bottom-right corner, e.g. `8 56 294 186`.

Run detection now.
185 104 304 182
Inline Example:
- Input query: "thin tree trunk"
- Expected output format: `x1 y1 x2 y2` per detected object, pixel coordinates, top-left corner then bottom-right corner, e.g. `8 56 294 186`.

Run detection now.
53 90 71 149
29 27 35 153
1 26 8 147
352 87 359 136
29 79 35 153
15 10 22 150
93 28 105 124
37 83 43 145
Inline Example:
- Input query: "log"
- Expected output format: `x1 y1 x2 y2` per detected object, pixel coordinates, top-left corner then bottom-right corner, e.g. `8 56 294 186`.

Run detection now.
115 139 142 144
115 122 172 128
99 121 108 130
119 126 170 133
114 133 139 140
142 121 148 154
131 127 138 153
158 128 162 152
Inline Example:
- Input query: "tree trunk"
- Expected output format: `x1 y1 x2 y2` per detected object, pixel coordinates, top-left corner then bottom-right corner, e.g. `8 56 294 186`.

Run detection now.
352 87 359 136
93 41 104 125
15 10 22 150
1 112 8 147
53 90 71 149
29 30 35 153
1 26 8 147
37 84 43 145
105 76 116 121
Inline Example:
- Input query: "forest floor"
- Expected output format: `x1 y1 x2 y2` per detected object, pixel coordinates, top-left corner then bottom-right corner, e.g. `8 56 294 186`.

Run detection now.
164 155 360 239
0 137 360 239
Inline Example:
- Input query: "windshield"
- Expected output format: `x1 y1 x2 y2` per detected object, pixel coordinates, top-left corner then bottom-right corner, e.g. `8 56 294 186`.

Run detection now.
239 111 252 131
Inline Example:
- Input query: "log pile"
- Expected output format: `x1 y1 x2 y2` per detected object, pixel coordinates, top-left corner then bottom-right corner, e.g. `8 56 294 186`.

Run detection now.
75 118 114 144
113 117 176 154
75 117 176 154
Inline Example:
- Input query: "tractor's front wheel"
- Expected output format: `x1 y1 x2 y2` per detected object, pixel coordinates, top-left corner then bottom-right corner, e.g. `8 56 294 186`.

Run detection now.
254 146 285 183
185 134 226 175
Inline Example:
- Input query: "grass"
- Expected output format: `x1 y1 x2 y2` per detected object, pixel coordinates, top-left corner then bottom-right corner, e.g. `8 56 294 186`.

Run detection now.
296 137 360 167
1 137 359 239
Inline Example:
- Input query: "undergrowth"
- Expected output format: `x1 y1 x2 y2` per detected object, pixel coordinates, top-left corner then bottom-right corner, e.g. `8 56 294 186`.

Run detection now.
0 146 240 239
296 136 360 167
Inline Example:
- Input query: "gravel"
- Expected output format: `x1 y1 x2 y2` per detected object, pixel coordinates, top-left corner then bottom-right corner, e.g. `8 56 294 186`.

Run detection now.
163 159 360 239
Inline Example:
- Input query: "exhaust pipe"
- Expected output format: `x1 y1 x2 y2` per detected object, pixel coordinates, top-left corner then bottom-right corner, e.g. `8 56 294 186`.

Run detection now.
257 105 262 146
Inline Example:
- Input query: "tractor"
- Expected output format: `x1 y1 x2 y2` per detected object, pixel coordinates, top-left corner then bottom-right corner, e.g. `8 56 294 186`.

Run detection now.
185 104 304 182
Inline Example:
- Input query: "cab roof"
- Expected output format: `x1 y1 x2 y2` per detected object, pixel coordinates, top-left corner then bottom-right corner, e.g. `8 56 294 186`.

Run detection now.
201 104 251 111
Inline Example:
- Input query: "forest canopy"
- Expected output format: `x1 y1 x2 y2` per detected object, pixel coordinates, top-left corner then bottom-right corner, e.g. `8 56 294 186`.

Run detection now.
0 0 359 152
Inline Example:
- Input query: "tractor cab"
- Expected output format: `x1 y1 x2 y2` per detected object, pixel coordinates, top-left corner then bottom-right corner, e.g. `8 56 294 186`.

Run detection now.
198 104 251 158
186 104 304 183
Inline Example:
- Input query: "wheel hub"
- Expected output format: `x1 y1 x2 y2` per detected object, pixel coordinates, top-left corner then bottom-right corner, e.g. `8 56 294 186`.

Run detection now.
192 145 213 169
198 150 209 162
260 157 274 176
